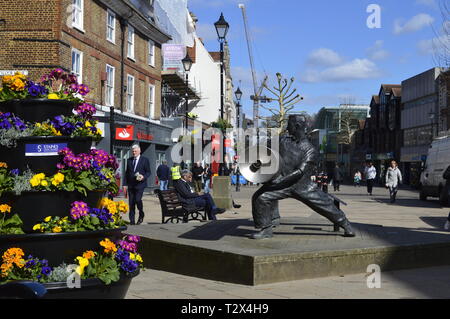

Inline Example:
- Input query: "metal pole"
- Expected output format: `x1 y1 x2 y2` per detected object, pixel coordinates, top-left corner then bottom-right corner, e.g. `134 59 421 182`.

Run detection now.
220 41 225 172
185 72 189 133
109 106 114 155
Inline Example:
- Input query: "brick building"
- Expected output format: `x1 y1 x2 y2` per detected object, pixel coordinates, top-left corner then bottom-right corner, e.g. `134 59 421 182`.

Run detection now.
0 0 176 189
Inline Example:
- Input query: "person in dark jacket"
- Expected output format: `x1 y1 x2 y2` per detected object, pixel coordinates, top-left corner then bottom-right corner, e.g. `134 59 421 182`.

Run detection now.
156 160 170 191
123 144 151 225
443 166 450 230
192 162 204 193
174 170 225 220
333 163 343 192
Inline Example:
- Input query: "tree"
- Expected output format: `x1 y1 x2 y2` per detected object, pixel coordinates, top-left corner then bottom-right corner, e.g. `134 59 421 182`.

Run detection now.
431 0 450 68
259 73 303 134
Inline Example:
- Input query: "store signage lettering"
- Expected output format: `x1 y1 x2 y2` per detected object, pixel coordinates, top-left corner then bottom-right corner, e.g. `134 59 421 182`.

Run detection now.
137 131 153 141
25 143 67 156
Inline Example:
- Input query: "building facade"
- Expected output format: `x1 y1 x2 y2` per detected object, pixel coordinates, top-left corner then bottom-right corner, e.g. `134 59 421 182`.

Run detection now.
314 104 370 177
400 68 442 186
0 0 174 189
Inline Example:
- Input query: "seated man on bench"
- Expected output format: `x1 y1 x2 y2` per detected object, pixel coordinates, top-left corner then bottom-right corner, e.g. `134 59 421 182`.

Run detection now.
174 170 226 220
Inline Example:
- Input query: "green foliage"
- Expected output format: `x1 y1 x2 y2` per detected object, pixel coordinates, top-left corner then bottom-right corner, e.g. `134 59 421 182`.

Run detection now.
47 263 71 282
211 118 233 132
0 214 24 235
0 167 14 196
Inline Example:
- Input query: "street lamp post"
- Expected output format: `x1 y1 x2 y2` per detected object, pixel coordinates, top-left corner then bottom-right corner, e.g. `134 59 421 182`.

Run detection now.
214 12 229 174
182 53 193 134
235 87 242 192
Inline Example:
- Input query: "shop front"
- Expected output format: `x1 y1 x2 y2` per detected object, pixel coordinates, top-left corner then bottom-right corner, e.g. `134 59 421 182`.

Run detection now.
96 111 175 191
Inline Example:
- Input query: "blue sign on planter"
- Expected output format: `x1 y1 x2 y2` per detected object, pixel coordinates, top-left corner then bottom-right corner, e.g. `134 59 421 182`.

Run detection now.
25 143 68 156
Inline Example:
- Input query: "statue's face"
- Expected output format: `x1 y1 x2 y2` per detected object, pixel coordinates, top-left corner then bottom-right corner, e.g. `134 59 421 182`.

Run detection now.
287 116 305 135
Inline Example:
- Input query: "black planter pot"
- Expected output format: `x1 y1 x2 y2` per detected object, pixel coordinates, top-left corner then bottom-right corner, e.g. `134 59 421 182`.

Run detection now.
42 271 138 299
0 99 75 123
1 190 106 232
0 136 93 175
0 227 126 266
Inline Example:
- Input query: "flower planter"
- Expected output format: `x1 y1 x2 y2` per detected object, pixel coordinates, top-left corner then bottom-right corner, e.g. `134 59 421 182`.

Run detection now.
0 136 93 175
1 190 105 232
42 271 138 299
0 99 75 123
0 227 126 266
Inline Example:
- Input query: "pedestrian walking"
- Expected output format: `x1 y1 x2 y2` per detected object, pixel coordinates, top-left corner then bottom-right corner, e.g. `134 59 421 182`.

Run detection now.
123 144 151 225
354 170 362 187
364 162 377 196
192 162 204 193
443 165 450 230
385 160 402 203
156 160 170 191
333 163 343 192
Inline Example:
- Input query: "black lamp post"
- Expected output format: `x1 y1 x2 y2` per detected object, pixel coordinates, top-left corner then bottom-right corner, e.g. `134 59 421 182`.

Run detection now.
214 12 229 174
182 52 193 133
235 86 242 191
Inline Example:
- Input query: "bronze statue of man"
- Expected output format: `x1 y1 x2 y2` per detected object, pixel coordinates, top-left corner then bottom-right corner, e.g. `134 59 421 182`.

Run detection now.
251 114 355 239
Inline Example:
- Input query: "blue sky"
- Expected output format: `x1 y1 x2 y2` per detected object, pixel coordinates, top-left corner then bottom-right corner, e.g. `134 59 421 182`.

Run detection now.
188 0 448 120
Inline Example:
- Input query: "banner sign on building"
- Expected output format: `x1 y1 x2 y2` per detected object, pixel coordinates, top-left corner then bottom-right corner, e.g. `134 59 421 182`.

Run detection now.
162 44 186 71
0 70 29 76
25 143 68 156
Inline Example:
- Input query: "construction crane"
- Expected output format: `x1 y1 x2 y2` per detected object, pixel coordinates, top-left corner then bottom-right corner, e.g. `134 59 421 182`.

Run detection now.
238 3 266 131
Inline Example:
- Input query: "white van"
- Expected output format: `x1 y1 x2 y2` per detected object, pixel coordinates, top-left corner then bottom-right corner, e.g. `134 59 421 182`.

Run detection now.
420 135 450 206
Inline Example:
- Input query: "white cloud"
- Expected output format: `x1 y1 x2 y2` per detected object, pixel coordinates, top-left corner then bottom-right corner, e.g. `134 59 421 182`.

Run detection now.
306 48 344 67
417 34 450 55
300 48 383 83
394 13 435 35
366 40 390 60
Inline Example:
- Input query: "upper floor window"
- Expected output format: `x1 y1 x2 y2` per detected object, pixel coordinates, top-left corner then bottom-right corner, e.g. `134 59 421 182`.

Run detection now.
106 10 115 44
148 40 155 67
127 26 135 60
71 48 83 82
105 64 115 106
72 0 84 31
127 75 135 112
148 84 155 119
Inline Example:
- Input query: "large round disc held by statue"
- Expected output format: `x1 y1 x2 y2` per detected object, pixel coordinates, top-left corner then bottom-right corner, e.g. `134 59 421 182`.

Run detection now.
239 145 280 183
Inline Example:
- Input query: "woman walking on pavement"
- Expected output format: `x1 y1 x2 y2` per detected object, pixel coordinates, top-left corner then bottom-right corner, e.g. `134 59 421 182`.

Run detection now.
385 160 402 203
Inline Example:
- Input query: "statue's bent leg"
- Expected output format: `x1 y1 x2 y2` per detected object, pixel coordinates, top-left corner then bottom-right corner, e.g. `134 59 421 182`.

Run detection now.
292 187 355 237
252 188 291 229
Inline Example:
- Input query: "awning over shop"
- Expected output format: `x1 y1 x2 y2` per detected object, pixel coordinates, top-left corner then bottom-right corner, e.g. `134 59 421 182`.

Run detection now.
162 70 200 100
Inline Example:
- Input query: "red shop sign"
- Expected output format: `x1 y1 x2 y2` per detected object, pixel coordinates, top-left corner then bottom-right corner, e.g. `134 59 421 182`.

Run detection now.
115 126 134 140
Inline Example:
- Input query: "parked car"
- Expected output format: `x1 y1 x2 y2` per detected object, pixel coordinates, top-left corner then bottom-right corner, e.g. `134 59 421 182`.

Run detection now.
420 135 450 206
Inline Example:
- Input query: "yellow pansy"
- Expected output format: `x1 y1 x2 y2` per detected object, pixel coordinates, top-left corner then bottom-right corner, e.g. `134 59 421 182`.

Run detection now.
136 255 143 263
51 172 64 186
33 224 42 231
52 226 62 233
44 216 51 222
30 178 40 187
85 121 92 127
40 180 48 187
47 93 59 99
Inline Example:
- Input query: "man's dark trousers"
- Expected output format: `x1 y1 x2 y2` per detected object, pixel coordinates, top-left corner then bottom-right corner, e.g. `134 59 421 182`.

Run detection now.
129 187 144 224
194 194 217 220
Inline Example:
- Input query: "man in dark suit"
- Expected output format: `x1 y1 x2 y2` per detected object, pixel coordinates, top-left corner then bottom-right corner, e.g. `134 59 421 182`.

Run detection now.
174 170 225 220
123 144 151 225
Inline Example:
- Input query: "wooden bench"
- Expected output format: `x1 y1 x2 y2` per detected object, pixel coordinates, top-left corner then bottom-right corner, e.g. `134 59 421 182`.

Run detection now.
155 189 207 224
